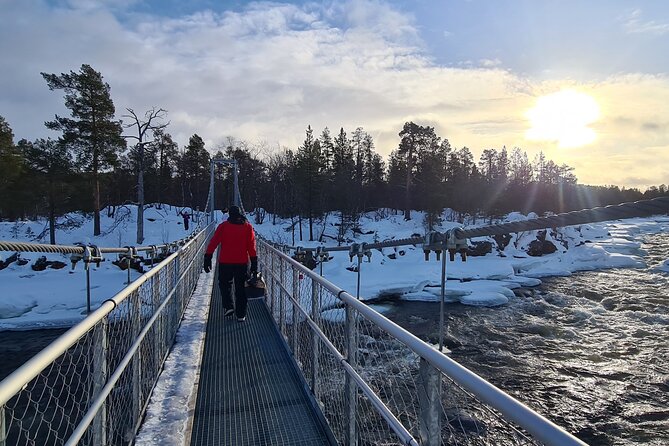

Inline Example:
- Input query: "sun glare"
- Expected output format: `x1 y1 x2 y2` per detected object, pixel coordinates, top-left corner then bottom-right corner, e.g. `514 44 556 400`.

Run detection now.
525 90 600 148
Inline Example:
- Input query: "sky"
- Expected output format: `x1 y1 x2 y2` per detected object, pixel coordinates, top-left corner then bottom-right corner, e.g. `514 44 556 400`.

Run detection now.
1 0 668 189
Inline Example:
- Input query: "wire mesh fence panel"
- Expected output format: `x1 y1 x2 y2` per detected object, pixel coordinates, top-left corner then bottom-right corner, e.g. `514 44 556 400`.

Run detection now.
315 340 349 444
0 224 214 446
2 331 95 445
255 239 583 446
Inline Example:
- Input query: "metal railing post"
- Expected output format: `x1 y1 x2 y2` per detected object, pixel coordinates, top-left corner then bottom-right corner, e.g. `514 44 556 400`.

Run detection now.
152 274 163 364
292 269 299 353
418 358 441 446
209 160 215 222
0 406 5 446
131 292 142 437
92 318 108 446
279 259 286 335
311 278 320 397
269 249 275 316
345 302 358 446
86 266 92 314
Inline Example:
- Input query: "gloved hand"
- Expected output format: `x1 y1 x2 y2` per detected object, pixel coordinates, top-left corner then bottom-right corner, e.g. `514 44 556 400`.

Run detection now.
203 253 212 273
250 256 258 275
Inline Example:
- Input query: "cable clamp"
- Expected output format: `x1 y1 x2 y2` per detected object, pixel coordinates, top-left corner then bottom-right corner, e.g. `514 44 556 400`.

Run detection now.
349 243 365 261
71 243 85 270
445 228 468 262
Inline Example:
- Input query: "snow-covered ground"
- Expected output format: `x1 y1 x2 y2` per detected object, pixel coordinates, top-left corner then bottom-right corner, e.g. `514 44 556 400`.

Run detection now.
253 211 669 318
0 205 215 330
1 206 668 330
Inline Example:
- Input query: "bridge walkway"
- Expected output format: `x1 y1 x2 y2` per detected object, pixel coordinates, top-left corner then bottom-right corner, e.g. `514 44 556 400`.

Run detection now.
189 284 333 446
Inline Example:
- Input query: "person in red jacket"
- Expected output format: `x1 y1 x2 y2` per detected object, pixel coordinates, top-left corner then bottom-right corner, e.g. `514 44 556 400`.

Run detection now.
203 205 257 321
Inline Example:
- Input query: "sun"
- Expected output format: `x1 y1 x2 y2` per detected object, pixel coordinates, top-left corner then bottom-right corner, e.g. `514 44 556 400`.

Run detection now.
525 90 600 148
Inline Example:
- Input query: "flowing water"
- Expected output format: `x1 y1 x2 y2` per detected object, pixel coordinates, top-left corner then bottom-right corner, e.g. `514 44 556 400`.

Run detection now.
387 232 669 445
1 235 666 445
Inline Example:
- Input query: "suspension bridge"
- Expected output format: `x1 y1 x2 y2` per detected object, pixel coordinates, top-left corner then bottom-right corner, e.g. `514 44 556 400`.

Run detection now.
0 158 667 445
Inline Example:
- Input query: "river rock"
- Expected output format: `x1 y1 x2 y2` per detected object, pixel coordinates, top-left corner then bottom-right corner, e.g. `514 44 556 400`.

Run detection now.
468 241 492 257
31 256 49 271
527 239 558 257
0 252 19 270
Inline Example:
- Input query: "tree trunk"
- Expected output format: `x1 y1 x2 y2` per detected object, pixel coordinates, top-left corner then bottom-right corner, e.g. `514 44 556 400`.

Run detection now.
309 213 313 241
48 178 56 245
137 167 145 244
404 147 412 221
299 216 303 242
93 171 101 236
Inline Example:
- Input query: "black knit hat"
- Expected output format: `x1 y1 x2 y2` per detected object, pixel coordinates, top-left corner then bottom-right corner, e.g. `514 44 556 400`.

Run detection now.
229 205 242 217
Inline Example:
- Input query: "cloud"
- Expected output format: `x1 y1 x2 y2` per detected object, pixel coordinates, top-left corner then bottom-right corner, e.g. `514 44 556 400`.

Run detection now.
623 9 669 35
1 1 668 189
479 58 502 68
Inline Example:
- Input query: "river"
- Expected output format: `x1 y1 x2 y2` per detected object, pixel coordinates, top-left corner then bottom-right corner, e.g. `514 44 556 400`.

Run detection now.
1 234 667 445
385 232 669 445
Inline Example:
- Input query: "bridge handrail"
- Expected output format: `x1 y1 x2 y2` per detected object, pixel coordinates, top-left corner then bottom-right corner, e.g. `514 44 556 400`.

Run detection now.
0 225 209 407
275 264 419 445
261 240 587 446
0 223 215 446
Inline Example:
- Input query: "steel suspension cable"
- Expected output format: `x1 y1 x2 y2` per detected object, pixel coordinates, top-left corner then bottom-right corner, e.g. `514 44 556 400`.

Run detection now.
276 196 669 254
0 230 201 255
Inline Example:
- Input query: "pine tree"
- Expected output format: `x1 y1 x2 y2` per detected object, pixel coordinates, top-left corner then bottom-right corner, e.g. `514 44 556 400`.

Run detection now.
331 128 357 236
509 147 533 185
0 116 22 218
42 64 125 236
397 122 421 220
154 129 179 208
179 134 210 210
24 139 73 244
319 127 334 173
295 126 325 241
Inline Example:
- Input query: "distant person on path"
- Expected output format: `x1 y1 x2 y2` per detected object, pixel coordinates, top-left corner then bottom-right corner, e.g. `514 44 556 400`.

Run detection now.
203 205 257 322
181 211 191 231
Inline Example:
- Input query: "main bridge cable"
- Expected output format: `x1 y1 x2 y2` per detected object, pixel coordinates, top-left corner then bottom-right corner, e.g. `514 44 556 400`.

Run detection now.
0 231 201 255
279 196 669 254
4 197 665 257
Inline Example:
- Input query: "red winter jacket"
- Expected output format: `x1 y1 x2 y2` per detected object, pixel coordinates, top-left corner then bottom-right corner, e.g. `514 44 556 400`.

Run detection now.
205 218 257 264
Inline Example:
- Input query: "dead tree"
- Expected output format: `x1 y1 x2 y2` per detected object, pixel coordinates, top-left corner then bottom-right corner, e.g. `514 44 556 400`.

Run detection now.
123 107 168 244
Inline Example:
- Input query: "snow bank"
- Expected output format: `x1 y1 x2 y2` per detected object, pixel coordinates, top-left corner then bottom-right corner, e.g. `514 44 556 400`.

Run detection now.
254 209 667 311
0 205 221 329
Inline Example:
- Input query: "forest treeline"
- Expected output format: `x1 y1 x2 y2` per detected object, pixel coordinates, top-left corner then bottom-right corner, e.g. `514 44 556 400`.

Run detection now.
1 64 667 243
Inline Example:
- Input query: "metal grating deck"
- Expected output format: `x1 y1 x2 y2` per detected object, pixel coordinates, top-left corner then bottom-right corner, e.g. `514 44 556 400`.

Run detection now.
190 285 333 446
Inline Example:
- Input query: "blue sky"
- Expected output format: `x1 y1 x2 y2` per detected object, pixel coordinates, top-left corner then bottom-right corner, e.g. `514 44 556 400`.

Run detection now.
2 0 669 188
110 0 669 76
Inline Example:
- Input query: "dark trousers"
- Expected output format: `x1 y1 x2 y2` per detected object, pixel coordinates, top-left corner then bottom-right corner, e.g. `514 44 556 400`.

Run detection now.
218 263 248 317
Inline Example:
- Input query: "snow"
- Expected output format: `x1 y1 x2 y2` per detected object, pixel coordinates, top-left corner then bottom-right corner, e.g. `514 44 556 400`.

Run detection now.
1 207 667 329
254 210 669 309
134 263 213 446
0 205 216 329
